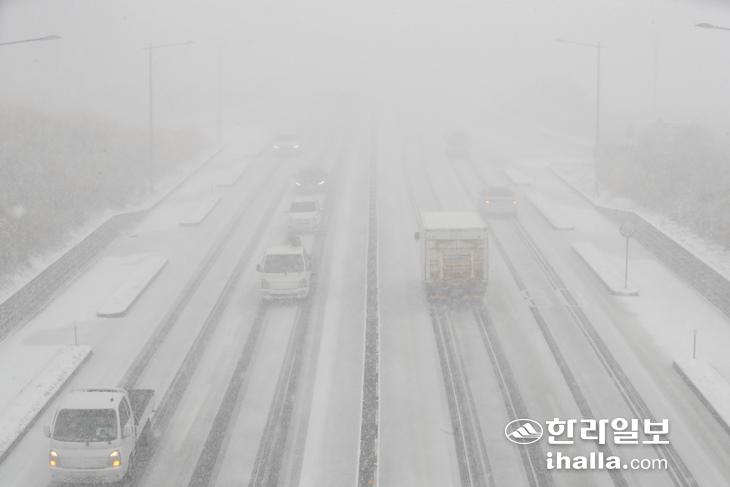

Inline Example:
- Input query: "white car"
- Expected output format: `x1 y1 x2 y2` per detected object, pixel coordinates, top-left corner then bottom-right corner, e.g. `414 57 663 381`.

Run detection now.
257 245 312 299
287 196 321 232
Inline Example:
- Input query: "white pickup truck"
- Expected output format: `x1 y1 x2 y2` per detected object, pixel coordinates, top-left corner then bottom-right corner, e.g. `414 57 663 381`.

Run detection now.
45 388 154 484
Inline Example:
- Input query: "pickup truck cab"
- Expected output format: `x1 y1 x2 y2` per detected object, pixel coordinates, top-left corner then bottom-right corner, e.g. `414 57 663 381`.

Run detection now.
287 196 321 233
45 388 154 484
257 244 312 299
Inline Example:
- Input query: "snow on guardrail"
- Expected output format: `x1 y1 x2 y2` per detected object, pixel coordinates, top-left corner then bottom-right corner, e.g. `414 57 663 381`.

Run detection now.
674 359 730 435
97 254 168 317
527 194 574 230
179 196 221 227
571 243 638 296
0 345 91 463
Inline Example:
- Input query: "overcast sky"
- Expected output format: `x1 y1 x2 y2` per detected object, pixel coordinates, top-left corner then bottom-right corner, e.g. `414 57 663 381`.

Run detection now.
2 0 730 140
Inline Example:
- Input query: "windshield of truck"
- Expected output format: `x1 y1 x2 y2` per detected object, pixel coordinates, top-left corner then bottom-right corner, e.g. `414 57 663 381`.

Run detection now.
290 201 317 212
263 254 304 273
53 409 117 442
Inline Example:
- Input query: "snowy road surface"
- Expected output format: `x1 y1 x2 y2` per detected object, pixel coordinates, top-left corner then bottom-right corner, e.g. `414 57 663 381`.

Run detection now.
1 120 730 487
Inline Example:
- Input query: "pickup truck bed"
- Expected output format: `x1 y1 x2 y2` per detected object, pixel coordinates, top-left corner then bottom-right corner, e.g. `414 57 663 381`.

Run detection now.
129 389 154 428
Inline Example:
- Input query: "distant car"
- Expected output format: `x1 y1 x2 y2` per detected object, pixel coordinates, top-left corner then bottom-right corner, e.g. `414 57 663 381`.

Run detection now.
272 134 301 154
444 131 470 159
481 186 518 217
257 244 312 299
287 196 321 232
294 167 327 194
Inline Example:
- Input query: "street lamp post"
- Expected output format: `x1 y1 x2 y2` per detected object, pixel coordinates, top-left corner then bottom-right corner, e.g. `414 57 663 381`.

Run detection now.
556 38 605 195
0 34 61 47
145 41 193 188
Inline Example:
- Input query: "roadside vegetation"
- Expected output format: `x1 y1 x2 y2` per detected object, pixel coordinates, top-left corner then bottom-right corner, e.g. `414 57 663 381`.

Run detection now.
598 122 730 249
0 105 205 287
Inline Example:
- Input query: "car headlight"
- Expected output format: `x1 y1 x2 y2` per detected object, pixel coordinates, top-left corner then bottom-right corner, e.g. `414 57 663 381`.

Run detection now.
295 181 301 186
293 144 300 149
49 450 59 467
273 145 280 150
261 279 270 289
318 180 325 185
110 450 122 468
484 200 490 205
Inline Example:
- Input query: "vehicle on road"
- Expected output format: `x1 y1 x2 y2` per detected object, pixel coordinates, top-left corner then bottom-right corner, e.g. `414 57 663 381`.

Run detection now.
45 388 154 484
444 131 471 159
480 186 518 217
271 134 301 154
415 211 489 301
294 166 327 194
288 196 321 233
257 243 312 299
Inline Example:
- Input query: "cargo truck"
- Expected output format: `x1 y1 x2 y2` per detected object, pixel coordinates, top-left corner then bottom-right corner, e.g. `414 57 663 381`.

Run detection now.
45 388 154 484
415 211 489 301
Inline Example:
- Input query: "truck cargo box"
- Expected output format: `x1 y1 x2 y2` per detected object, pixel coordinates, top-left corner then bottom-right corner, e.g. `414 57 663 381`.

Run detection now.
417 211 488 301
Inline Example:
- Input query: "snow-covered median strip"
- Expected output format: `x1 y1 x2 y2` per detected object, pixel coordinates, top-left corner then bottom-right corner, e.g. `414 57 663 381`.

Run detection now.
572 243 638 296
503 167 534 186
0 345 91 462
674 359 730 435
179 195 221 226
97 254 168 317
527 194 574 230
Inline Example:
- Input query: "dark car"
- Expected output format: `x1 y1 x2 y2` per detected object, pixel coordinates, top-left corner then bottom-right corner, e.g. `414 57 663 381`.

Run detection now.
480 186 518 217
294 166 327 193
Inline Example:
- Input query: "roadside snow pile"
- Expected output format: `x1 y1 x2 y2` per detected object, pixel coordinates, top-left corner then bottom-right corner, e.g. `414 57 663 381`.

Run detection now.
674 359 730 435
571 243 638 296
0 345 91 461
97 254 168 317
179 196 221 226
527 194 574 230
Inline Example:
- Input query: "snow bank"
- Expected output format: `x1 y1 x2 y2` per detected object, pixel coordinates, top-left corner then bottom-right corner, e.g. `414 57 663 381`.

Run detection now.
527 194 574 230
0 345 92 462
571 243 639 296
179 196 221 226
674 359 730 435
97 254 168 317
